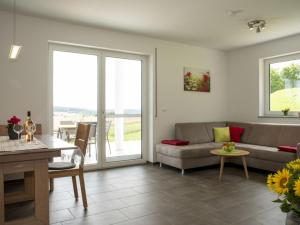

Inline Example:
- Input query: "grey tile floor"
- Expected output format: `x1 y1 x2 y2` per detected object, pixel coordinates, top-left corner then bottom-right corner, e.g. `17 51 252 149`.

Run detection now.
6 164 286 225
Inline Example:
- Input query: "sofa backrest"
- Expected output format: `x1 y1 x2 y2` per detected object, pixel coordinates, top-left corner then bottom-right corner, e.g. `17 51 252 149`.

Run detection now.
175 122 227 144
245 123 282 147
229 122 300 147
175 123 210 144
176 121 300 147
278 125 300 146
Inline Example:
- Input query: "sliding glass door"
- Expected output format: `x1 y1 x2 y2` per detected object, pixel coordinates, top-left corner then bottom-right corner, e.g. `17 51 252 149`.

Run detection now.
50 44 147 169
51 47 99 166
104 56 142 162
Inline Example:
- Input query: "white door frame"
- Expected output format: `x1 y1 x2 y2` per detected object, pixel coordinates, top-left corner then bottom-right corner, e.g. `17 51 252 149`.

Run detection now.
48 43 148 170
100 51 148 168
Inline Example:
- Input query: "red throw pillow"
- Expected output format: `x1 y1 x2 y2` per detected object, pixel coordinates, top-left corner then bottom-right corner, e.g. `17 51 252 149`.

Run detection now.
229 126 245 142
278 146 297 153
161 140 189 146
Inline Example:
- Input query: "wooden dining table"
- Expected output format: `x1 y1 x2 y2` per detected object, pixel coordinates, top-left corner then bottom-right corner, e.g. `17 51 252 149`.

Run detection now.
0 135 76 225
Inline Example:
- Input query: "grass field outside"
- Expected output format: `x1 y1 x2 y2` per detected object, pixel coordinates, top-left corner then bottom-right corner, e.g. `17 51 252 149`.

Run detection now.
107 118 141 141
270 87 300 111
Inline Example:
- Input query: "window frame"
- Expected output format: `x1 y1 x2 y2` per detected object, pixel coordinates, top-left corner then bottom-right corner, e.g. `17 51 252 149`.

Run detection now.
261 51 300 117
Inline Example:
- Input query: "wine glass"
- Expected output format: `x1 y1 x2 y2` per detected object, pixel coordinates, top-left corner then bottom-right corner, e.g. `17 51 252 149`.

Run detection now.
13 124 23 140
26 123 36 142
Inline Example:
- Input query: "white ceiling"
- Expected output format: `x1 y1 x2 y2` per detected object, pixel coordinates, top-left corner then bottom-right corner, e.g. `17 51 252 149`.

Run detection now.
0 0 300 50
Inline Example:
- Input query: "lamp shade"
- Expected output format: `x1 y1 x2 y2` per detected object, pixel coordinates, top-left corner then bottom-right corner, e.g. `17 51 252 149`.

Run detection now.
9 44 22 60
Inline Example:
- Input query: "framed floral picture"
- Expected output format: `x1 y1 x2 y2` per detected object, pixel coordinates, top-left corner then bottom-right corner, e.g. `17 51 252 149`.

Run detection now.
183 67 210 92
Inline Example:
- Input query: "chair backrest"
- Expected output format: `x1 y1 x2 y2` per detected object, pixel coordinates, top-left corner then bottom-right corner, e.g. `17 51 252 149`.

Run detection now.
0 125 7 136
74 123 91 156
89 123 97 138
0 124 42 136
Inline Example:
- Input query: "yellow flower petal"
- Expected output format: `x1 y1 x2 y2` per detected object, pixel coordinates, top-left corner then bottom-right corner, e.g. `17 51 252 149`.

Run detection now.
267 174 275 191
287 159 300 170
272 169 290 195
294 179 300 196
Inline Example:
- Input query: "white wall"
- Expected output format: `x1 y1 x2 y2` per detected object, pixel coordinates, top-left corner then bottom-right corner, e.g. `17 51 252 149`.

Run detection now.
0 10 228 162
228 34 300 124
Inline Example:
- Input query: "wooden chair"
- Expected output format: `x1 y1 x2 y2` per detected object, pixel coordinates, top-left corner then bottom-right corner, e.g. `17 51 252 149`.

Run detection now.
48 123 90 209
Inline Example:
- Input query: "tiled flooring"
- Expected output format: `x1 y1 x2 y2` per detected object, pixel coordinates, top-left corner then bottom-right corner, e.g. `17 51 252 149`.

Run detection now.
6 164 286 225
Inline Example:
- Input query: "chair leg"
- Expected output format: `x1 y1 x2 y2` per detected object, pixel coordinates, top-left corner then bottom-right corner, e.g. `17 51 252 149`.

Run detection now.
79 169 88 208
95 141 98 159
0 172 5 225
107 136 112 154
66 131 70 142
49 178 54 192
72 176 78 199
88 143 91 157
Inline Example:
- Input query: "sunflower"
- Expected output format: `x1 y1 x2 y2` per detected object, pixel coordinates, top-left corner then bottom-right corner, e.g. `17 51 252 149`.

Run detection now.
294 179 300 196
267 174 275 192
272 169 290 194
287 159 300 170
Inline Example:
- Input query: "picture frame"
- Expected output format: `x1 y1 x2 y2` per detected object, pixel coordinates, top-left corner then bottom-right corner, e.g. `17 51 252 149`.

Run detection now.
183 67 210 92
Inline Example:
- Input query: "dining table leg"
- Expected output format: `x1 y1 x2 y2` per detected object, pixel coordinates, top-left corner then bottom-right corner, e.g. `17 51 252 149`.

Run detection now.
0 169 4 225
34 159 49 225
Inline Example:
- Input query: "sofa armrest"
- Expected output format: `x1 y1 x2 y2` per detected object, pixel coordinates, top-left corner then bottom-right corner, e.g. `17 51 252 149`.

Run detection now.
297 143 300 158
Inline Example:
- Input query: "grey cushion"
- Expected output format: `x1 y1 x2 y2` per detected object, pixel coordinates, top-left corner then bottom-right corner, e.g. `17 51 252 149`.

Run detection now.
175 123 211 144
245 124 281 147
48 162 76 170
278 125 300 146
235 143 296 163
156 142 222 158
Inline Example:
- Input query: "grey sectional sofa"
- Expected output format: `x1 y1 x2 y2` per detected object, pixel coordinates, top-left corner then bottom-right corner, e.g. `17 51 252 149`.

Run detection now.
156 122 300 174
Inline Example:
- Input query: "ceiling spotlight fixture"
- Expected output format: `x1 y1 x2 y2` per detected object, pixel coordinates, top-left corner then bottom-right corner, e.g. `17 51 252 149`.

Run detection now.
256 26 261 33
9 0 22 60
247 20 266 33
248 23 254 31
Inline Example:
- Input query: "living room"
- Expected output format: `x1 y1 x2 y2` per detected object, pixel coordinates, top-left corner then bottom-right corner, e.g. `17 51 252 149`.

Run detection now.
0 0 300 224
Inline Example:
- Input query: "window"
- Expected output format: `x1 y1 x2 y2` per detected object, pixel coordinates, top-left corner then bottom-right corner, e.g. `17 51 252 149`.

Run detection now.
262 52 300 116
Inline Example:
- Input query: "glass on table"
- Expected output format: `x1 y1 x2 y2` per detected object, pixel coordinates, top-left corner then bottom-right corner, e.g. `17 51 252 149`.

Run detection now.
13 124 24 140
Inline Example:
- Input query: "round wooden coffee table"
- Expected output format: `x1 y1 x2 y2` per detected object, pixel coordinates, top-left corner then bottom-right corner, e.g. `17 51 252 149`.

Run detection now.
210 149 250 181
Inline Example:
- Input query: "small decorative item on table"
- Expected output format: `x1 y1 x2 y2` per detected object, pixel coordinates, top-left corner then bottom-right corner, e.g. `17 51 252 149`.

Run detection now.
282 108 290 116
222 142 236 153
24 111 36 142
7 116 21 140
267 159 300 225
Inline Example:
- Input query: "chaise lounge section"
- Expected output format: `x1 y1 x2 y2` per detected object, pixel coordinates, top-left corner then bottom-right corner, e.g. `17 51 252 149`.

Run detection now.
156 122 300 174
